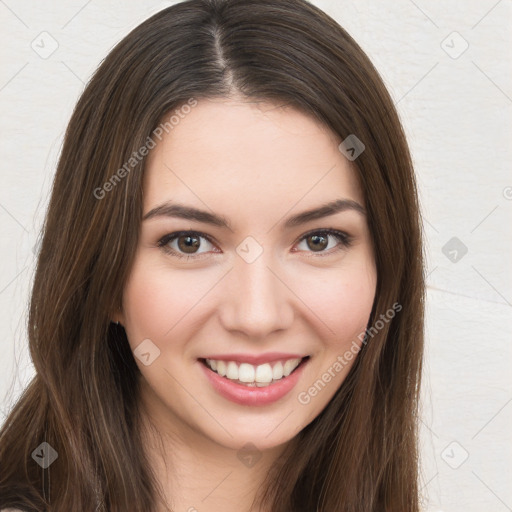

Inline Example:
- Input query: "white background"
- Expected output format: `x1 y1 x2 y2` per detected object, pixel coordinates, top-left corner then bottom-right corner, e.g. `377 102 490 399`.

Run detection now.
0 1 511 510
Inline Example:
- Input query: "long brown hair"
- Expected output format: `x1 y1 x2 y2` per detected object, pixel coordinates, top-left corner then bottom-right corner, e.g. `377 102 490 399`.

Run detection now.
0 0 424 510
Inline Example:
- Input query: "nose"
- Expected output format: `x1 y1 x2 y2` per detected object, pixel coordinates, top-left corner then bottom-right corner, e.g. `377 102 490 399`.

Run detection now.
218 249 294 339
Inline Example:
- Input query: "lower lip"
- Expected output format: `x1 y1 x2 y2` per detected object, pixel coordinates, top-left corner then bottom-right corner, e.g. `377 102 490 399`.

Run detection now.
199 358 309 406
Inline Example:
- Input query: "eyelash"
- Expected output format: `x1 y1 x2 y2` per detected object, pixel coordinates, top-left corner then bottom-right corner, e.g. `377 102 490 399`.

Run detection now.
157 229 353 260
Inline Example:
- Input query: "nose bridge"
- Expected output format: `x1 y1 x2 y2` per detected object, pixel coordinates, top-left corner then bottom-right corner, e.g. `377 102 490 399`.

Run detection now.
219 243 292 337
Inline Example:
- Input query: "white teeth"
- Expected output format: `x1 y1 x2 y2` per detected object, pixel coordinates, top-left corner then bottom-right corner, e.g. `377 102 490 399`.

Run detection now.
239 363 255 383
216 360 226 377
226 361 238 380
204 357 303 385
283 359 298 377
272 361 284 380
255 363 273 383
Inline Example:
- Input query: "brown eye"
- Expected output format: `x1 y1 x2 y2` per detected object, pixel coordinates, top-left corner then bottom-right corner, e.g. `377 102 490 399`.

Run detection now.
295 229 352 256
158 231 216 258
177 234 201 253
306 234 328 252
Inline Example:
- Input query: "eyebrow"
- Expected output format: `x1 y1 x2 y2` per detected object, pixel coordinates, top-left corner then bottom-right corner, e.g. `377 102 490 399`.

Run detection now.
142 198 366 229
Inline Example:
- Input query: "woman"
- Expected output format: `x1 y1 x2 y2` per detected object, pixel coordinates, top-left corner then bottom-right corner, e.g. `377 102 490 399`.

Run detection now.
0 0 425 510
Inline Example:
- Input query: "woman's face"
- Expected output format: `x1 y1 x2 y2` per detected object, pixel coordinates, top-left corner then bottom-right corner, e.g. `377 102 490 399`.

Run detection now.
118 98 377 451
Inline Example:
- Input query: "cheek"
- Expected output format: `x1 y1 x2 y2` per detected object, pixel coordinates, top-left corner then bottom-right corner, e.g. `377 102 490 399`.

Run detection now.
121 259 210 346
293 260 376 348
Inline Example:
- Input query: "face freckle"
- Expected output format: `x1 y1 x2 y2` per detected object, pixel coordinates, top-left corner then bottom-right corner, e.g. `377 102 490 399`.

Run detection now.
118 97 377 452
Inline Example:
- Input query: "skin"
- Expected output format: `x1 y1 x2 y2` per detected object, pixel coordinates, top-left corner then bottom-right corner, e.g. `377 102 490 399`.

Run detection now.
115 97 377 512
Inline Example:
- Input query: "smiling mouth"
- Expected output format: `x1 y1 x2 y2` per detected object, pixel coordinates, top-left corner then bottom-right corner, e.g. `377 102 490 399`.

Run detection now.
199 356 310 387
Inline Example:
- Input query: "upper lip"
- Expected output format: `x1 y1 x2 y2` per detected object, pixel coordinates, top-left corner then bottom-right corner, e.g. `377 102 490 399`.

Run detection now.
199 352 308 365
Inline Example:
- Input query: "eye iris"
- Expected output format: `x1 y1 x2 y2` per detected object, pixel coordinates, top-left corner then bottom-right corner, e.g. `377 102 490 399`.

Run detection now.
307 234 328 251
177 235 200 253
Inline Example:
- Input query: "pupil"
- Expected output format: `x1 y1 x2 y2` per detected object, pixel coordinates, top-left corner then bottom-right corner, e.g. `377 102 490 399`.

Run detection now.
178 235 200 253
309 234 327 251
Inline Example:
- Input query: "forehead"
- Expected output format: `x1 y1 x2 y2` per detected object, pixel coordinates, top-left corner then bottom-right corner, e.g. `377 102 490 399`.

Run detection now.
143 98 364 217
